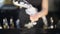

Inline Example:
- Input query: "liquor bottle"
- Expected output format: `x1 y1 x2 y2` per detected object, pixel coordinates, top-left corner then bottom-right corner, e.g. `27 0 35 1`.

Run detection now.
0 23 2 29
49 17 54 29
42 16 48 29
3 18 9 29
16 19 20 29
10 18 14 29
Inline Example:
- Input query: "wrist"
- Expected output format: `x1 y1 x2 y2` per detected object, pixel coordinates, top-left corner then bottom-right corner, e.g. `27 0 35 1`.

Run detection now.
38 10 44 18
38 12 41 18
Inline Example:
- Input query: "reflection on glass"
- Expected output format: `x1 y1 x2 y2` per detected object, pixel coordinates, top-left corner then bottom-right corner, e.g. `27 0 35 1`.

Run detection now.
0 0 5 8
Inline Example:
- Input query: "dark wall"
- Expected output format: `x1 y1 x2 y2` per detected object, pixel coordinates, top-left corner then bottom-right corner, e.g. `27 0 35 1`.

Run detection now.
49 0 60 12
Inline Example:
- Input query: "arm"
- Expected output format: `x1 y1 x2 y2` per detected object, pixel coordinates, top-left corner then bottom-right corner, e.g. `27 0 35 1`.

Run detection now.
38 0 48 18
30 0 48 22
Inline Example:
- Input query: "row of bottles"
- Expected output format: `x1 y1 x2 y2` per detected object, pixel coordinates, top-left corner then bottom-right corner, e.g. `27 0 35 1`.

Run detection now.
48 17 56 29
43 17 57 29
0 18 20 29
0 17 57 29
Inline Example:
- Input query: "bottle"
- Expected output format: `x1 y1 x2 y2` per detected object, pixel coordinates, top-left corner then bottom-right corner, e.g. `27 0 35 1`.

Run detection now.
42 16 48 29
16 19 20 29
0 23 2 29
49 17 54 29
10 18 14 29
3 18 9 29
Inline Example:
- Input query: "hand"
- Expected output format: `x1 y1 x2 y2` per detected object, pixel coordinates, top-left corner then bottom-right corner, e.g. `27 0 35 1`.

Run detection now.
30 13 40 22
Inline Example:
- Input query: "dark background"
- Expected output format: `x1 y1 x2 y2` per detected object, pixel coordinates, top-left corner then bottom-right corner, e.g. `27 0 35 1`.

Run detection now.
0 0 60 34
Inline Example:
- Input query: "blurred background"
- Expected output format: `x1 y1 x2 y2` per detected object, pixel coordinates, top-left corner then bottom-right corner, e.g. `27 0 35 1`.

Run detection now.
0 0 60 34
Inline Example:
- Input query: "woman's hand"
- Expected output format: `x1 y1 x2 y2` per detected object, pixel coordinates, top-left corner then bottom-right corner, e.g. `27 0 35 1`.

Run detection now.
30 13 40 22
